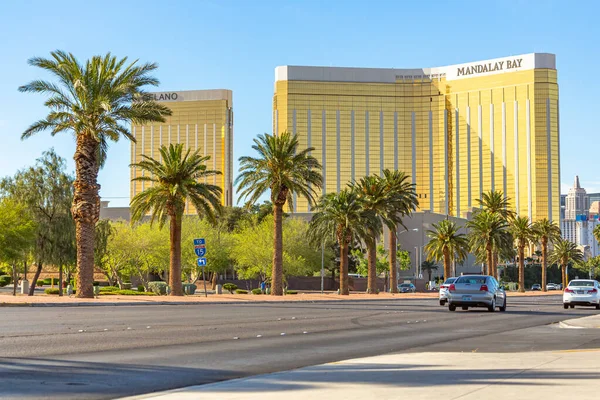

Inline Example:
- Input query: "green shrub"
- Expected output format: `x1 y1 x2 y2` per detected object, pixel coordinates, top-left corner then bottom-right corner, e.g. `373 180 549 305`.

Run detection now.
99 286 119 293
120 282 132 290
223 283 238 294
286 290 298 295
44 288 60 295
0 275 13 287
117 290 156 296
235 289 248 294
182 283 197 295
251 288 262 295
137 284 145 292
42 278 59 285
36 280 44 286
148 281 168 295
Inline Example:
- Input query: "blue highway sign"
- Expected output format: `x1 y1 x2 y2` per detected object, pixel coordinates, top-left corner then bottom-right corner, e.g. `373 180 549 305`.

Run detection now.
195 247 206 257
197 257 207 267
193 238 205 246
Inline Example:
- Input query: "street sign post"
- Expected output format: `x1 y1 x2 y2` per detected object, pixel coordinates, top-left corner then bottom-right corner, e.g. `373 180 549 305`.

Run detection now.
193 239 208 297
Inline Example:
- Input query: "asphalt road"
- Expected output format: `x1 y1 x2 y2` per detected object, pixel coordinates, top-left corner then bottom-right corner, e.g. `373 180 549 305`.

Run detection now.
1 295 599 400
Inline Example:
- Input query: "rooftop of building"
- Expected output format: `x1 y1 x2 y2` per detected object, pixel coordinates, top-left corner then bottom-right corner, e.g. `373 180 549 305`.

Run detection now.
275 53 555 84
150 89 232 105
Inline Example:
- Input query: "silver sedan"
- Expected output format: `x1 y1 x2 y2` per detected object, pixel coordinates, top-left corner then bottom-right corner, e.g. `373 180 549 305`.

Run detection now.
447 275 507 312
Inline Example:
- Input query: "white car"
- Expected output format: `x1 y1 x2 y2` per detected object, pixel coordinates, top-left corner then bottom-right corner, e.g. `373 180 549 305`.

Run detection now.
439 277 457 306
563 280 600 309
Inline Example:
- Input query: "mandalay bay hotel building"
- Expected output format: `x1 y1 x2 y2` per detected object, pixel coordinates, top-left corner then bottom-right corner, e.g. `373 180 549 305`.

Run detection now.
273 53 560 222
130 90 234 210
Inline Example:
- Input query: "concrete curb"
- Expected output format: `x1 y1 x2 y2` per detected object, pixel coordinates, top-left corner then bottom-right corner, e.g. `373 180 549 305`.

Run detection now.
0 294 562 308
559 314 600 329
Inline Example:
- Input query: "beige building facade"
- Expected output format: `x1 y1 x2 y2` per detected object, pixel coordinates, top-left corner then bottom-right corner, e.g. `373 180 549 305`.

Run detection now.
273 53 560 222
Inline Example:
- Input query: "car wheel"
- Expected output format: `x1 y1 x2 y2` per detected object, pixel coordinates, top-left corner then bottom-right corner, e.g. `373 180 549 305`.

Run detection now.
439 300 445 306
563 303 569 309
570 305 575 309
461 306 468 310
596 304 600 310
499 298 507 312
487 298 496 312
449 304 456 312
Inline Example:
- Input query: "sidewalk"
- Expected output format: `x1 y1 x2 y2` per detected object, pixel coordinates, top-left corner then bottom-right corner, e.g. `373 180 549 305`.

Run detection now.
121 348 600 400
0 291 559 307
560 314 600 329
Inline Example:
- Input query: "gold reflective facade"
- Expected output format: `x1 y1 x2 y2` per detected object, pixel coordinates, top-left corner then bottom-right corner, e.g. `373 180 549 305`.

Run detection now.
273 53 559 222
131 90 234 213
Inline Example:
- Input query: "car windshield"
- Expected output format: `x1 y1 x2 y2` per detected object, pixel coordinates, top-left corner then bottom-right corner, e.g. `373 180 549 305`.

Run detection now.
456 276 486 284
444 278 456 284
400 284 412 287
568 280 594 287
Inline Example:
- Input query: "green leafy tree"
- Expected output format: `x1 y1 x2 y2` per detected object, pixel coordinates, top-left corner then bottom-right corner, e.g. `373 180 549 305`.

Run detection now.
0 199 36 295
550 238 584 288
468 211 511 278
397 249 412 272
380 170 418 293
510 216 535 292
424 220 469 280
0 149 74 295
236 132 322 295
130 143 222 296
181 217 234 288
351 244 389 278
19 51 171 298
232 216 323 282
421 260 438 282
309 189 377 295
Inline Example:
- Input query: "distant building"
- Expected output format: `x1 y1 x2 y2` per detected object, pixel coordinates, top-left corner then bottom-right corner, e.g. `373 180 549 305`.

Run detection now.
564 176 589 220
130 89 234 212
561 176 599 258
99 201 130 222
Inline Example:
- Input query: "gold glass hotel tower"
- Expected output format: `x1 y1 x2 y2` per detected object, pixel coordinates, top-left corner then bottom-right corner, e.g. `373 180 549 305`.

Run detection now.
273 53 559 222
131 89 234 211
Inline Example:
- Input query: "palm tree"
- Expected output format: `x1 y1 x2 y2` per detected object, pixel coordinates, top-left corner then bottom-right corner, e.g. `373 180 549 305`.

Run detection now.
309 190 377 295
424 220 469 280
467 211 511 279
19 51 171 298
130 144 222 296
236 132 322 296
510 216 535 293
420 260 438 282
476 190 515 275
352 174 413 294
476 190 515 220
532 218 561 292
380 170 418 293
550 238 584 289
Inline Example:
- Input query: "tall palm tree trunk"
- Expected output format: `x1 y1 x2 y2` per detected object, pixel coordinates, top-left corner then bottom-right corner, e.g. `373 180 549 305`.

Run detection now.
518 246 525 293
339 240 349 295
271 203 284 296
169 213 183 296
443 250 451 281
389 228 398 293
487 247 494 279
492 252 499 279
367 236 377 294
72 135 100 299
541 240 548 292
562 260 568 288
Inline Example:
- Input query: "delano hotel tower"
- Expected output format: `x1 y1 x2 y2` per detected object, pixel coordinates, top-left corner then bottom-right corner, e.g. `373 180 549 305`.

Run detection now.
131 89 234 210
273 53 559 221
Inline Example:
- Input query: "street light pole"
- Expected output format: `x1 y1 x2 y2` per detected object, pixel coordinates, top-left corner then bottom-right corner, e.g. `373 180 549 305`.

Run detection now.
396 228 418 287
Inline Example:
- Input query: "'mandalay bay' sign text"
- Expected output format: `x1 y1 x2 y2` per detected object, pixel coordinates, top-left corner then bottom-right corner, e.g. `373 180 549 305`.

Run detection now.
457 58 523 77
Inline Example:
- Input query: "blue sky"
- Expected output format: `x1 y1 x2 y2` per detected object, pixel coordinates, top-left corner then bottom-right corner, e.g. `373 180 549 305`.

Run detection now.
0 0 597 206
